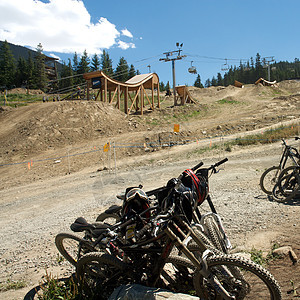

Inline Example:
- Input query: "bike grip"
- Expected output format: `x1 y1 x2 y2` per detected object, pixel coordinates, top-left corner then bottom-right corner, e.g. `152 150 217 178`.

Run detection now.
214 158 228 167
191 161 204 171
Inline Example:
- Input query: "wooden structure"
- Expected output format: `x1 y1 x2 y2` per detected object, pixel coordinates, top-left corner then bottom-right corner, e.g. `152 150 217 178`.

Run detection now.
255 78 277 86
234 80 244 88
175 85 197 105
83 71 160 115
44 55 58 81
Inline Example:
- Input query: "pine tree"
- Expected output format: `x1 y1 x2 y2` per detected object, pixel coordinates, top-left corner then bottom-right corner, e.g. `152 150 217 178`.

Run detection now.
217 73 223 86
77 50 90 75
205 79 211 88
0 40 16 88
211 76 217 86
33 43 47 90
114 57 129 82
194 74 204 88
26 52 35 89
15 57 27 87
100 50 113 76
159 81 165 91
59 58 74 90
72 52 79 73
91 54 100 71
128 64 136 79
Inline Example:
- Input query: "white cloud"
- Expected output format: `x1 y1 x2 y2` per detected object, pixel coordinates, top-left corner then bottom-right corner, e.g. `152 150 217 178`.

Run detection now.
118 41 136 50
0 0 134 54
121 28 133 38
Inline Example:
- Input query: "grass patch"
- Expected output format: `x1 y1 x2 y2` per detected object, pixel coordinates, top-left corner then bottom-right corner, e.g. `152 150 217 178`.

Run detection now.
0 279 26 291
187 123 298 158
217 98 240 105
249 248 266 266
1 93 43 107
37 271 79 300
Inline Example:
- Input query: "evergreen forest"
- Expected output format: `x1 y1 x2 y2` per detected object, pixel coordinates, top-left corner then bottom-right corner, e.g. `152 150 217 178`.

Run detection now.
0 40 299 93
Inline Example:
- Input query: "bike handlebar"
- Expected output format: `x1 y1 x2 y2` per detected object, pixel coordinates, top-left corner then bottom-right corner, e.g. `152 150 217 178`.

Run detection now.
191 161 204 172
213 157 228 168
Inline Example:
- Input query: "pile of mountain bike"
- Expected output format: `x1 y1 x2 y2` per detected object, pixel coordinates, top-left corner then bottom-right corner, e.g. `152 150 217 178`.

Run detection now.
260 137 300 202
55 158 282 299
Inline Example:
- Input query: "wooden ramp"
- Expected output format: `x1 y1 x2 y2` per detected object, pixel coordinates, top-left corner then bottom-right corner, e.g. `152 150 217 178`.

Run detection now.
83 71 160 115
175 85 197 105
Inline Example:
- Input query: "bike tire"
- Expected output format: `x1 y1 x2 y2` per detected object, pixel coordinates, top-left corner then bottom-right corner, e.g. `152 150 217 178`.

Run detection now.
55 233 95 266
193 254 282 299
76 252 127 300
273 167 300 202
162 255 196 293
203 215 228 253
95 212 120 224
259 166 281 195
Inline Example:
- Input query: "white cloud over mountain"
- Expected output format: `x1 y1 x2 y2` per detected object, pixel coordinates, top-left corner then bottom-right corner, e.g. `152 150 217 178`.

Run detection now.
0 0 135 55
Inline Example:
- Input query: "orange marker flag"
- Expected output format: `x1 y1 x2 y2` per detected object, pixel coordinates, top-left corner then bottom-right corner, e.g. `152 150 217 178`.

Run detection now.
103 142 110 152
174 124 180 133
28 162 31 170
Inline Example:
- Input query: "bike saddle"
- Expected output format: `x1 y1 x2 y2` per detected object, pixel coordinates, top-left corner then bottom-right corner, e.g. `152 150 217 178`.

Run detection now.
70 217 95 232
71 217 111 238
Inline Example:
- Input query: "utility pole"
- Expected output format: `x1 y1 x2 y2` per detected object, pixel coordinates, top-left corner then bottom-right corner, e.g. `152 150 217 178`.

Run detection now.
160 43 186 106
262 56 275 81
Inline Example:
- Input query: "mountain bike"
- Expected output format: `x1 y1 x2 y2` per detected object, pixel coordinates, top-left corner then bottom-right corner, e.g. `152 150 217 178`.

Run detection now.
272 165 300 202
56 159 230 266
76 173 282 299
260 137 300 195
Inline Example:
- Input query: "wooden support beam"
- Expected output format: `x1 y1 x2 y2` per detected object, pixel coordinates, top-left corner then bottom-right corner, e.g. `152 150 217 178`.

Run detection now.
124 87 128 114
151 79 154 110
157 83 160 108
141 86 144 115
142 85 152 109
86 80 90 100
128 86 141 114
117 85 120 109
110 87 118 104
109 90 112 103
104 78 108 102
96 89 101 101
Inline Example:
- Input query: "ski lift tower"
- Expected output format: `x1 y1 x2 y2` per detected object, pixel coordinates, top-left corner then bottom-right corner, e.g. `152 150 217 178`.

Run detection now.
262 56 275 81
160 43 186 106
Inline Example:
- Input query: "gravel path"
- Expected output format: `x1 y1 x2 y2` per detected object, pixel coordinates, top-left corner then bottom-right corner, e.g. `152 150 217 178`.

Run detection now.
0 141 299 299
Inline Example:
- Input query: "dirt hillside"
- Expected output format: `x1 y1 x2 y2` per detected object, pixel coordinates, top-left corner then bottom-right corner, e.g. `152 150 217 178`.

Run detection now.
0 80 299 190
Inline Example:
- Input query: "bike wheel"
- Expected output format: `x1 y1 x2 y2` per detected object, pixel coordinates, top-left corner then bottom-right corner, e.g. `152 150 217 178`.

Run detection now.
202 215 229 253
95 213 120 225
55 233 95 266
193 254 282 299
273 167 300 202
260 166 281 195
76 252 128 300
161 255 196 294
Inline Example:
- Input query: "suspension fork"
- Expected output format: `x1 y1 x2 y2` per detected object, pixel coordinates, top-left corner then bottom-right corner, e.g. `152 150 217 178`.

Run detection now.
165 220 234 300
149 237 175 286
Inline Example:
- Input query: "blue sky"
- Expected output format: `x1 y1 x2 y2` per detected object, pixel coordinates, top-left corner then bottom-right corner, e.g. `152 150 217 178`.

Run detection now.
0 0 299 86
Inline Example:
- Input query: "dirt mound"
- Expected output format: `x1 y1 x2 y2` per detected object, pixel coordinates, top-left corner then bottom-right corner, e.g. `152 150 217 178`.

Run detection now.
0 101 144 161
7 88 44 95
